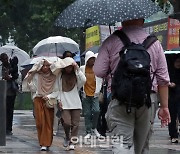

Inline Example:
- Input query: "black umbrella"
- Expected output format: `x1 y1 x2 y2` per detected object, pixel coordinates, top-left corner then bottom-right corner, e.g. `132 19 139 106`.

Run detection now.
55 0 161 28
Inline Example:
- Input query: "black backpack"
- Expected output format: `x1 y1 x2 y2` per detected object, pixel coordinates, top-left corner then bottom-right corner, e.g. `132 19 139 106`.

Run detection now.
111 30 157 113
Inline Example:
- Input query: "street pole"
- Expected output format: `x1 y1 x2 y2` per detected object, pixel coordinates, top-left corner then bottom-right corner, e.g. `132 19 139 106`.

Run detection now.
0 80 6 146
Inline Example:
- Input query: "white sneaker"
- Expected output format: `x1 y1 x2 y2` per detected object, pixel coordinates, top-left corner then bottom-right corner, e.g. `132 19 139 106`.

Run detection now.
69 144 75 150
40 146 47 151
84 133 91 139
92 129 101 138
53 131 57 136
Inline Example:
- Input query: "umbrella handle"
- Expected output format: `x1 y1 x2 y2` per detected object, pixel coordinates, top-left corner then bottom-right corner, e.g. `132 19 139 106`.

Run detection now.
109 24 112 35
11 49 15 58
55 43 57 56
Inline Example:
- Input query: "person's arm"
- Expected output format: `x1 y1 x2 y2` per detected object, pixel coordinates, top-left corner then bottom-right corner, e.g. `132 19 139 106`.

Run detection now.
158 85 168 108
27 73 37 92
93 39 111 78
46 91 59 100
94 77 103 97
76 69 86 90
157 83 171 127
153 42 171 127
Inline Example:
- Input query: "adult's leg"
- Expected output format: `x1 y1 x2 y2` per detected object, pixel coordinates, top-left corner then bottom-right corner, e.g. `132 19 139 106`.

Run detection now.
134 106 151 154
71 109 81 140
141 93 158 154
168 100 178 139
61 110 71 140
82 96 92 134
33 97 54 147
97 103 103 133
6 95 16 133
106 99 135 154
92 97 100 129
176 99 180 137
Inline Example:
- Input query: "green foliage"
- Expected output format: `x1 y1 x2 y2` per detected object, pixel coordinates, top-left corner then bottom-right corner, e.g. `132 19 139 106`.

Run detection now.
1 0 84 109
15 93 33 110
155 0 165 8
152 0 174 14
0 0 79 55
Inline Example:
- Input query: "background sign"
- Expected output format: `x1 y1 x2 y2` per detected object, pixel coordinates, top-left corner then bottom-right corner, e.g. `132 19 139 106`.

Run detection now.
99 25 115 43
144 18 168 50
85 26 100 49
167 18 180 50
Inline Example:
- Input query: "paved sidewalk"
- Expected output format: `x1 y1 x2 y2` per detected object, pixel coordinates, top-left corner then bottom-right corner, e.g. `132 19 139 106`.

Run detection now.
0 110 180 154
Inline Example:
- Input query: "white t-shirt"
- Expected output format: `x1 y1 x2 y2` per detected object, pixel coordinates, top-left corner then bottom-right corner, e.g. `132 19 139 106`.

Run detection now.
60 85 82 110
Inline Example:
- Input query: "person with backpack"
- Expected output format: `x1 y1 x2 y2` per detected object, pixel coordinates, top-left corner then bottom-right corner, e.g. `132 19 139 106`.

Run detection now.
93 18 171 154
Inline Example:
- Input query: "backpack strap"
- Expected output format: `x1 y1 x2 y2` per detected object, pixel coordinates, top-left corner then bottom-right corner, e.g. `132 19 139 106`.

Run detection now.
114 30 158 50
113 30 131 46
143 34 158 49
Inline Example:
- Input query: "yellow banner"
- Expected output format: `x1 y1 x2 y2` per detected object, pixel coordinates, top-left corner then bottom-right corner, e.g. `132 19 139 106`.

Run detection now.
85 26 100 50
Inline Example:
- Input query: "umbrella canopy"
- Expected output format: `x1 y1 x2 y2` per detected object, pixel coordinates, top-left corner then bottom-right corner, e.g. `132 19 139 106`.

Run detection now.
33 36 79 57
145 11 168 22
55 0 161 28
20 56 61 68
0 44 30 67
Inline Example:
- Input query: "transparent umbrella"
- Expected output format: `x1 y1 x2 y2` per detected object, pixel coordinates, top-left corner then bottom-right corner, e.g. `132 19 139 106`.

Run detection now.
20 56 61 68
0 44 30 67
33 36 79 57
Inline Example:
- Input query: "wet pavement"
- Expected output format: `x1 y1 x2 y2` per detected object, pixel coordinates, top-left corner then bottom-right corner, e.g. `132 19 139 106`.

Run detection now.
0 110 180 154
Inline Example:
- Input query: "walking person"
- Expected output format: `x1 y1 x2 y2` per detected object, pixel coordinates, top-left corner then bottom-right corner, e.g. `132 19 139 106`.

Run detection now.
62 50 75 59
56 57 86 150
168 56 180 143
93 19 171 154
22 58 59 151
0 53 19 135
53 51 75 136
80 51 103 139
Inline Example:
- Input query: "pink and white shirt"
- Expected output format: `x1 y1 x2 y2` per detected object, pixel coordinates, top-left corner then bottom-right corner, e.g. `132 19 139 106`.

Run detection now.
93 26 170 92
